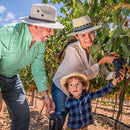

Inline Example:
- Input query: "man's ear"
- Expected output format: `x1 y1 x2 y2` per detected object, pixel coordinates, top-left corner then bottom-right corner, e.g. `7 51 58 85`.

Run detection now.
33 25 39 32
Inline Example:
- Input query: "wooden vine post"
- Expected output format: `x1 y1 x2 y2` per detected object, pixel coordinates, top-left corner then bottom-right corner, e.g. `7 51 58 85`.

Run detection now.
114 77 130 129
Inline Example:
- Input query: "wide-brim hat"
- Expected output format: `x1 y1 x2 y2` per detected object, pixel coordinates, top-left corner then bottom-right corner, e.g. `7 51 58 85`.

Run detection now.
19 3 64 29
67 15 101 36
60 73 89 94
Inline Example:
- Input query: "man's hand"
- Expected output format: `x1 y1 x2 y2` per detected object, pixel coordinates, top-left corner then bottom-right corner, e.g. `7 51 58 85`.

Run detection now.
40 91 55 117
0 92 2 112
43 97 55 117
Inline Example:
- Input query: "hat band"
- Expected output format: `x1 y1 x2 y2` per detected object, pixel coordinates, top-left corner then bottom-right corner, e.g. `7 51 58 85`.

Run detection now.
29 16 56 23
74 23 93 32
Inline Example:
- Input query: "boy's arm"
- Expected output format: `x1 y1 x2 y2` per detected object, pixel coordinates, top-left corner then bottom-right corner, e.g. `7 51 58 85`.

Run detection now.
90 69 125 99
89 82 114 100
56 109 68 118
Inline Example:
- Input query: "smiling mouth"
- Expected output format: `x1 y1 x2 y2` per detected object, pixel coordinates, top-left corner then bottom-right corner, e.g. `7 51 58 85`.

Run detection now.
45 35 49 38
73 91 78 92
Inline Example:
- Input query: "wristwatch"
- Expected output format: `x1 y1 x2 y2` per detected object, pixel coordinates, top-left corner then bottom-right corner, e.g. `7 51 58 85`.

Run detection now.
42 95 49 99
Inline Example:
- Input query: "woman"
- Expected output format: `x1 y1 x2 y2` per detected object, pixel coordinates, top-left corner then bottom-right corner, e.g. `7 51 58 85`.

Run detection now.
50 15 114 130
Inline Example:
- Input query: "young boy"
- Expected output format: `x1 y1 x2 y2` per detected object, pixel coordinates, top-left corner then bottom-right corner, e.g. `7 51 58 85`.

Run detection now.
55 70 124 130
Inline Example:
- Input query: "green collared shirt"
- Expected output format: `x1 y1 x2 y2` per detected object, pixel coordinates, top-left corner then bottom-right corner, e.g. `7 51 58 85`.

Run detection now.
0 23 47 93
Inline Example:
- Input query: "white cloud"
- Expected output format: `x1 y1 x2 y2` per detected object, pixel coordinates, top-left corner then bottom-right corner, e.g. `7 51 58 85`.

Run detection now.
5 12 15 21
0 6 6 14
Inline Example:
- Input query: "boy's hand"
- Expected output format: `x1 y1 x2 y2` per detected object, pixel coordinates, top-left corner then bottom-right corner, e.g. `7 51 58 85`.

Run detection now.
112 69 125 86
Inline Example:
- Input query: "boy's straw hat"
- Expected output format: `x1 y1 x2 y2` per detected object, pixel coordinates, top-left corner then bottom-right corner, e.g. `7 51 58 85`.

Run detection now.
60 73 89 94
67 15 101 36
20 3 64 29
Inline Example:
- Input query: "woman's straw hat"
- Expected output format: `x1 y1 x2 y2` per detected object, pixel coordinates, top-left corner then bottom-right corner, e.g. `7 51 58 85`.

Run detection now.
67 15 101 36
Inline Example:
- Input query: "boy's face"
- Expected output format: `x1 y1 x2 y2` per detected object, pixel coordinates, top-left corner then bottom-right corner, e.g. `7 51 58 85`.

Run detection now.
67 78 85 99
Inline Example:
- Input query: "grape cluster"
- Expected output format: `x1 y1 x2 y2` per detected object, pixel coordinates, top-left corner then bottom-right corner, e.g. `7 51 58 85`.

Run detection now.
112 57 126 78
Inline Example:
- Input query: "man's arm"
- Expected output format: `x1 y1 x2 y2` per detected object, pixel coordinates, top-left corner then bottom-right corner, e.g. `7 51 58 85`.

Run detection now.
31 43 55 116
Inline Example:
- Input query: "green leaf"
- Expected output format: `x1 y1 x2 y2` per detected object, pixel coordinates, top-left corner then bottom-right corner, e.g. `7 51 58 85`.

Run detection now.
120 43 130 58
120 7 130 16
42 0 48 4
90 43 101 55
104 39 112 51
112 28 124 38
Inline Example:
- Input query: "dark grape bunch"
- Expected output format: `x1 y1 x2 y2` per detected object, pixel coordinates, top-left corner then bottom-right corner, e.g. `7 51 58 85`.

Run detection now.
112 57 126 78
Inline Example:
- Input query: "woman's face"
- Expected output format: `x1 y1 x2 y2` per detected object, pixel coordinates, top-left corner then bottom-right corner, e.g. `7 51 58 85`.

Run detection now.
75 31 95 50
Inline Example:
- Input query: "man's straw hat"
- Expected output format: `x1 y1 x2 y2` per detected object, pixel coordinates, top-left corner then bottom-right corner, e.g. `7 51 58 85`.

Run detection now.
20 3 64 29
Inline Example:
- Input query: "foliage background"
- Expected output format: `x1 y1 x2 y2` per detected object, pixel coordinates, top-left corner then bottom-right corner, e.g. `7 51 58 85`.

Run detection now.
19 0 130 96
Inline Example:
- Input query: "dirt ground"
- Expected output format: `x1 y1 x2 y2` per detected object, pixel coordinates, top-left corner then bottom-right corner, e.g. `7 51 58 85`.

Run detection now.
0 94 130 130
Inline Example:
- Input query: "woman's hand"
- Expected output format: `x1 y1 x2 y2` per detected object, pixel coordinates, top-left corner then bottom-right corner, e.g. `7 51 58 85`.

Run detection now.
98 56 115 66
112 69 125 86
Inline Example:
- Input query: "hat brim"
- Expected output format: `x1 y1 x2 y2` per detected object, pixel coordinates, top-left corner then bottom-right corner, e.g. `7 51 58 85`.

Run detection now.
67 25 101 36
19 16 64 29
60 73 89 95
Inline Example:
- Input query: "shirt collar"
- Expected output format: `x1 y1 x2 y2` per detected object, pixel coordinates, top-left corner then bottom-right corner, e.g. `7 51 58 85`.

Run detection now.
24 23 43 47
77 40 86 53
23 23 33 41
69 90 87 100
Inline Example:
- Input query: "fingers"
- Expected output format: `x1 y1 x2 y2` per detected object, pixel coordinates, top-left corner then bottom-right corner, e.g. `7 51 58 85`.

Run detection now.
112 77 119 86
0 102 2 112
50 101 55 111
119 69 125 80
43 98 51 113
112 67 127 86
107 57 116 64
43 98 55 118
45 111 50 118
112 72 116 79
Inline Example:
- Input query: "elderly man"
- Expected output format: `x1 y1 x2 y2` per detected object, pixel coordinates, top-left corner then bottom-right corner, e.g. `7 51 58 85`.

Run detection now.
0 3 64 130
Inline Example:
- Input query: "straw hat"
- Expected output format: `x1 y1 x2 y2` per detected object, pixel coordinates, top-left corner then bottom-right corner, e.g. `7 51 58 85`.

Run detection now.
19 3 64 29
67 15 101 36
60 73 89 94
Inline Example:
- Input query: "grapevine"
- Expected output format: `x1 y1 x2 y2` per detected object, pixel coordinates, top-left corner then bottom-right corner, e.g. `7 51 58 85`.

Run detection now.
112 57 127 79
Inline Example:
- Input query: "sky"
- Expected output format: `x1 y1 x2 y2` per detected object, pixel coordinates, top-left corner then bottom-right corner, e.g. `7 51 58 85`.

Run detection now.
0 0 64 26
